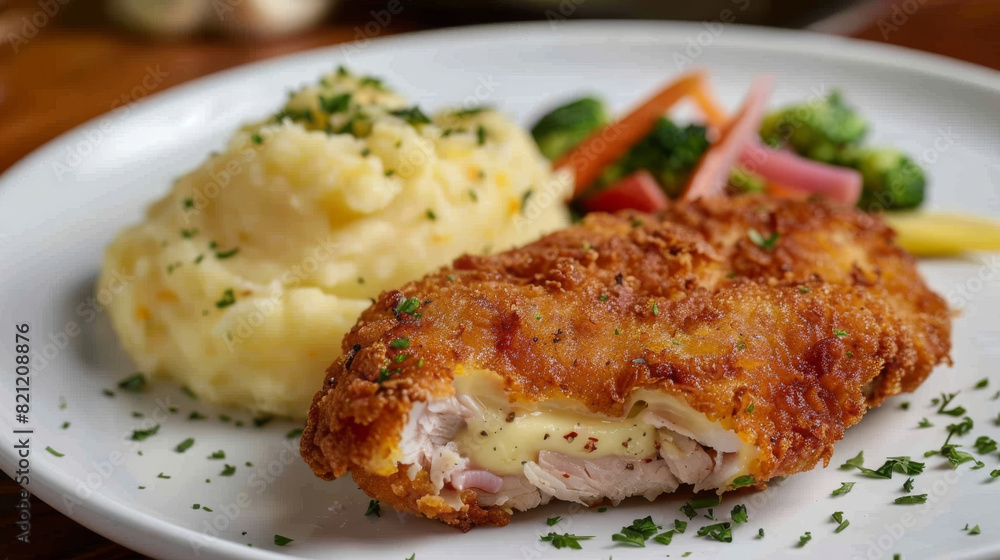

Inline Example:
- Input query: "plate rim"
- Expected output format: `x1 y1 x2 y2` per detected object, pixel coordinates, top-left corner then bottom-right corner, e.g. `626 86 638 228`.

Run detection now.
2 19 999 560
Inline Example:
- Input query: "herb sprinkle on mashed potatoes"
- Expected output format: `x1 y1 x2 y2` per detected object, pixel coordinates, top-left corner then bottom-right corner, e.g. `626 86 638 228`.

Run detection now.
98 67 570 418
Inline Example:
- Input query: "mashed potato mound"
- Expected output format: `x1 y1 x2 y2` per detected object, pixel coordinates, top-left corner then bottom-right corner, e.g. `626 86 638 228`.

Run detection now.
99 67 571 418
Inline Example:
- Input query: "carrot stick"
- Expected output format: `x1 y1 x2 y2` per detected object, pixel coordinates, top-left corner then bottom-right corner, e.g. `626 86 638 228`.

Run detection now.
555 71 705 198
690 78 729 129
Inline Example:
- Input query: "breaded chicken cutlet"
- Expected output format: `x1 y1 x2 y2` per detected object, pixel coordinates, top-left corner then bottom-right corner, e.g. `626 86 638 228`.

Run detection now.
301 195 951 531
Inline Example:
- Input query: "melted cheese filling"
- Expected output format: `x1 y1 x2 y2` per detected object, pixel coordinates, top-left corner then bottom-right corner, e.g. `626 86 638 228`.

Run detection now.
452 368 752 478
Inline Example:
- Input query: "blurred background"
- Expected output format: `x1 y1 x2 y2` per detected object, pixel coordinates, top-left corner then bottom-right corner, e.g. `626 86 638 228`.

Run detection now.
0 0 998 558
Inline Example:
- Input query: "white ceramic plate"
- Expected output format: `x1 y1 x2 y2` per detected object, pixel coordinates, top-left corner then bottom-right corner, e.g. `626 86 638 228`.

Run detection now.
2 20 1000 560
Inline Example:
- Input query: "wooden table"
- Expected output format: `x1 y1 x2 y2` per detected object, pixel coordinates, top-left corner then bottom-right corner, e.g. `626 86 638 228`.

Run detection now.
1 1 997 558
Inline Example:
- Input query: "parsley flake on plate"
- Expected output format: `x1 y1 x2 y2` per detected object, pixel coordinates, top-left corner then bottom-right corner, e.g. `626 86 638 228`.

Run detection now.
117 373 146 392
273 534 293 546
540 532 592 550
130 424 160 441
832 482 855 496
175 438 194 453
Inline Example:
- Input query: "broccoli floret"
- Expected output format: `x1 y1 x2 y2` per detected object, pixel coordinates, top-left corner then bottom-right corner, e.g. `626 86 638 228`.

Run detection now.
531 97 609 161
760 92 868 164
851 147 926 211
729 165 766 194
600 118 710 198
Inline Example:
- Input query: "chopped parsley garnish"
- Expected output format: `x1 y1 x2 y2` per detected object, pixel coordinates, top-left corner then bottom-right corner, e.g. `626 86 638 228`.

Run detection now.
61 422 70 429
899 401 910 410
320 93 351 114
968 524 981 535
902 477 914 493
215 289 236 309
390 106 431 126
841 453 923 479
731 504 748 524
425 208 436 221
183 198 194 209
798 285 811 294
939 445 984 469
157 473 170 479
747 228 779 250
894 494 928 505
653 531 675 545
652 302 660 316
746 403 755 414
974 378 989 389
250 133 263 145
936 392 966 416
395 297 421 315
286 428 304 439
832 511 849 533
476 125 486 145
131 424 160 441
918 418 933 428
365 499 380 517
612 516 661 547
599 294 608 302
840 451 865 470
520 190 533 215
731 475 755 489
378 368 400 383
202 506 213 512
192 504 200 509
973 435 997 454
218 464 236 476
45 446 64 457
102 389 115 397
696 522 733 543
175 438 195 453
117 373 146 392
832 482 855 496
273 535 293 546
208 450 225 459
468 189 478 202
597 507 608 513
252 415 273 428
215 247 239 259
945 417 974 443
797 531 812 547
833 329 848 338
194 254 204 264
181 228 199 239
540 532 592 550
546 516 561 526
450 106 490 117
614 328 621 335
389 338 410 349
189 411 207 420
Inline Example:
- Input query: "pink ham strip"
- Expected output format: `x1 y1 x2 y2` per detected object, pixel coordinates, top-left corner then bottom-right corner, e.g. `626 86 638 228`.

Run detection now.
738 142 862 204
683 74 774 201
450 469 504 494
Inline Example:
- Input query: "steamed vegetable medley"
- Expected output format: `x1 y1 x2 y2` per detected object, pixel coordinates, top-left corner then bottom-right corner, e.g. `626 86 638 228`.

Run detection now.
531 79 927 214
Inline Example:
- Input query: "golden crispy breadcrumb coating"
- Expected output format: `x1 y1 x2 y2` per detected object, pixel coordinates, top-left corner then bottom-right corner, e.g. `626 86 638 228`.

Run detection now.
301 195 951 530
